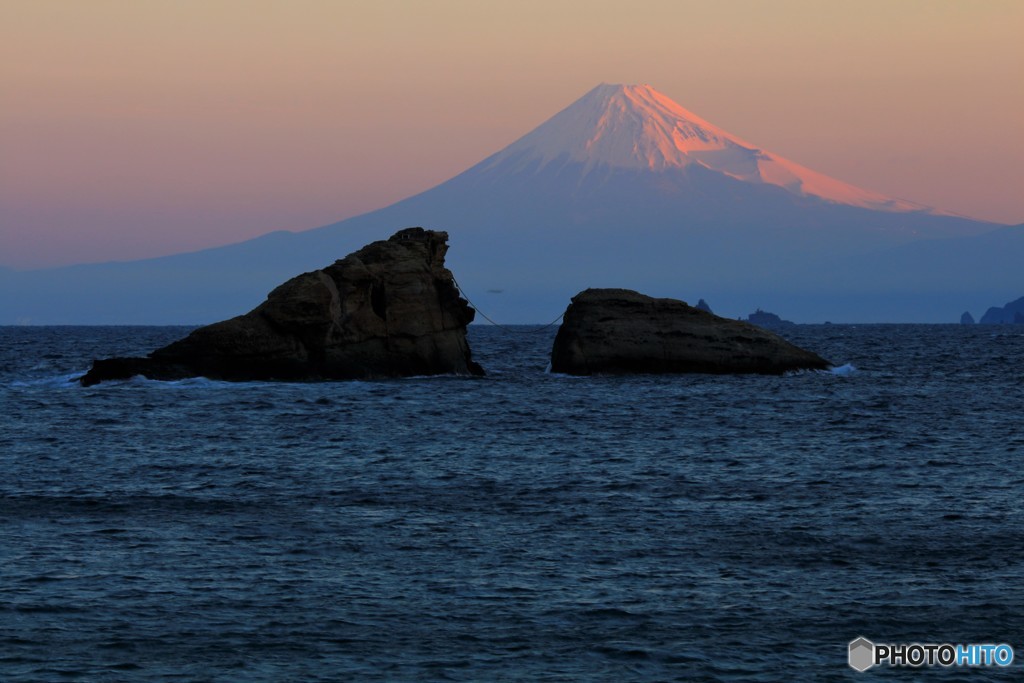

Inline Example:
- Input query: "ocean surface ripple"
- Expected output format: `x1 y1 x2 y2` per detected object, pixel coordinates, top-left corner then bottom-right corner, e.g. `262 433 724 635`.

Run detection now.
1 324 1022 681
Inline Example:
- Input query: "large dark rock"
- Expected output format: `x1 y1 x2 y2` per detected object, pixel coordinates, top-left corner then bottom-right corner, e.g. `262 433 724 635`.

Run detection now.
81 228 484 385
550 288 829 375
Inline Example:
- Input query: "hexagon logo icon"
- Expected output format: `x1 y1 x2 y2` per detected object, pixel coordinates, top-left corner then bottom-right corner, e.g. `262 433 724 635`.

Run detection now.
849 637 875 672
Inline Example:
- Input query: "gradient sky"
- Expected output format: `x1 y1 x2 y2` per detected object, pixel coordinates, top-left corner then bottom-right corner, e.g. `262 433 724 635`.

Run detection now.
2 0 1022 269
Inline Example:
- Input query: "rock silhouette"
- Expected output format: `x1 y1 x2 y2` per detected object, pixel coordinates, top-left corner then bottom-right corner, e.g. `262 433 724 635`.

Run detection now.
550 289 829 375
979 295 1024 324
746 309 796 329
80 228 483 385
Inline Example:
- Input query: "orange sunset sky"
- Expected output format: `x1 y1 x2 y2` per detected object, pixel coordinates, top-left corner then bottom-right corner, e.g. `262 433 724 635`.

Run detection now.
2 0 1022 268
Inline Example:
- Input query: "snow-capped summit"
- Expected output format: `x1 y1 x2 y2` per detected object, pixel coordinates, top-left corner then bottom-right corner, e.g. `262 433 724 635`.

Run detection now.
485 83 929 213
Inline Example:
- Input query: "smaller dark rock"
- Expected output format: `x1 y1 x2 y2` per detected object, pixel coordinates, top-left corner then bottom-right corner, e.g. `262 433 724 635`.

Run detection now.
695 298 713 314
960 311 975 325
550 289 829 376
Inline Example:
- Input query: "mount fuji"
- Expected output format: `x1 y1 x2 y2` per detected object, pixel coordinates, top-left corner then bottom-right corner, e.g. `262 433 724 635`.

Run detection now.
3 83 1021 324
479 83 931 214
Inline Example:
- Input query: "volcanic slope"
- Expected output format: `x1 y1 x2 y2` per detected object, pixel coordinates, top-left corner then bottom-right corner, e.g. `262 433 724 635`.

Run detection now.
2 84 1014 324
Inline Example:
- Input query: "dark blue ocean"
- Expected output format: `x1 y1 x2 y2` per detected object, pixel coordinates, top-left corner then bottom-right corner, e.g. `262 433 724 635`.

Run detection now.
2 324 1022 681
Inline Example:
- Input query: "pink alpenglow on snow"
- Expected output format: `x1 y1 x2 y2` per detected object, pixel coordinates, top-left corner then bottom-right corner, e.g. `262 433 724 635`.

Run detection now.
486 83 935 214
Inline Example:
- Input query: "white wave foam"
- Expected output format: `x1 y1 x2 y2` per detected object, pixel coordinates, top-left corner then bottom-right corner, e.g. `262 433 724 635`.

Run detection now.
9 371 85 388
828 363 857 376
155 376 240 388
